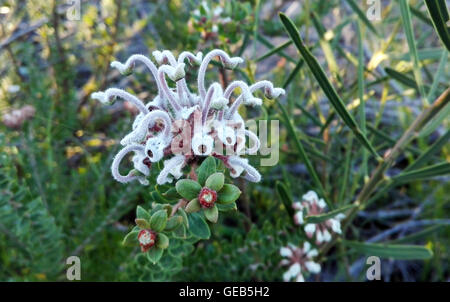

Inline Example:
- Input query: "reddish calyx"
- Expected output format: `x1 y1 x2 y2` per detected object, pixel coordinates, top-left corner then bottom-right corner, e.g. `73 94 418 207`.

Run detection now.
138 229 156 252
198 187 218 208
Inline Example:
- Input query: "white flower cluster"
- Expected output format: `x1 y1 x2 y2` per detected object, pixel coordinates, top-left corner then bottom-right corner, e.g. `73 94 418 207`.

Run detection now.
293 191 346 244
280 242 321 282
91 49 285 186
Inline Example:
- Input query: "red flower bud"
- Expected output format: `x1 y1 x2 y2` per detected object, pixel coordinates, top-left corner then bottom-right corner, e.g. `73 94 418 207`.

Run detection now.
198 187 217 208
138 229 156 252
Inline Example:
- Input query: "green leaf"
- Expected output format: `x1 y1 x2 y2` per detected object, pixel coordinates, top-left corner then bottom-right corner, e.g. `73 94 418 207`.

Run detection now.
146 247 164 264
204 205 218 223
388 225 447 244
399 0 428 106
283 59 304 89
424 0 450 52
305 204 356 224
385 67 420 90
149 210 168 232
156 233 169 249
136 205 151 220
427 50 448 103
255 40 292 62
275 181 295 220
175 179 201 200
343 240 433 260
196 157 216 186
164 216 183 232
217 202 237 212
205 172 224 191
419 102 450 138
122 230 139 247
177 208 189 228
135 218 150 229
345 0 379 36
187 212 211 239
162 187 182 200
279 12 380 160
393 162 450 183
185 198 201 213
217 184 241 204
406 130 450 172
276 102 331 208
172 224 188 239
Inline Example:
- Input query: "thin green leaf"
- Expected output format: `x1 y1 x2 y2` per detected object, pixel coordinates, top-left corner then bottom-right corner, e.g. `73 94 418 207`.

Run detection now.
279 13 380 160
345 0 379 36
406 129 450 172
388 225 447 244
343 240 433 260
277 102 330 208
427 50 448 103
384 67 428 92
424 0 450 51
393 162 450 183
282 59 304 89
305 204 356 224
256 40 292 62
356 20 368 178
399 0 428 106
419 102 450 138
275 181 295 221
256 35 297 63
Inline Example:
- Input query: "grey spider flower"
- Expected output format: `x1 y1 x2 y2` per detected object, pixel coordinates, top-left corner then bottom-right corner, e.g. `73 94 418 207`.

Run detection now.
92 49 285 186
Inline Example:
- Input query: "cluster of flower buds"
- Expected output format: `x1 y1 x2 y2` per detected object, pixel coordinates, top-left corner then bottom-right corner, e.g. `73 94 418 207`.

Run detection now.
92 49 284 186
280 242 321 282
292 191 345 245
2 105 35 129
123 204 183 264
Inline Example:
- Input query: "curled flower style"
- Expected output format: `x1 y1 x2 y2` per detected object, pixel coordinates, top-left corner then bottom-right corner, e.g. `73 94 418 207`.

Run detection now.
280 242 321 282
292 191 346 245
92 49 285 185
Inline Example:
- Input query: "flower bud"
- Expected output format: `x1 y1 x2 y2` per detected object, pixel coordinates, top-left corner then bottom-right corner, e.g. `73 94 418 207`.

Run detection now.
138 229 156 252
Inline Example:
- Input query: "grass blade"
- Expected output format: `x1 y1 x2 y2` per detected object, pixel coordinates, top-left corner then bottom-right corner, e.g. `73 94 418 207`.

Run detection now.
392 162 450 183
399 0 428 106
388 225 447 244
345 0 379 36
305 204 356 224
405 129 450 172
419 102 450 138
279 13 380 160
277 101 331 208
256 40 292 62
343 240 433 260
385 67 423 91
424 0 450 51
356 21 368 178
427 50 448 102
257 35 297 63
275 181 296 220
283 59 304 89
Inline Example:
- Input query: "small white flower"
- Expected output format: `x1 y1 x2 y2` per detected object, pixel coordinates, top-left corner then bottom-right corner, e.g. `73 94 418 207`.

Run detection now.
279 242 321 282
293 190 347 245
